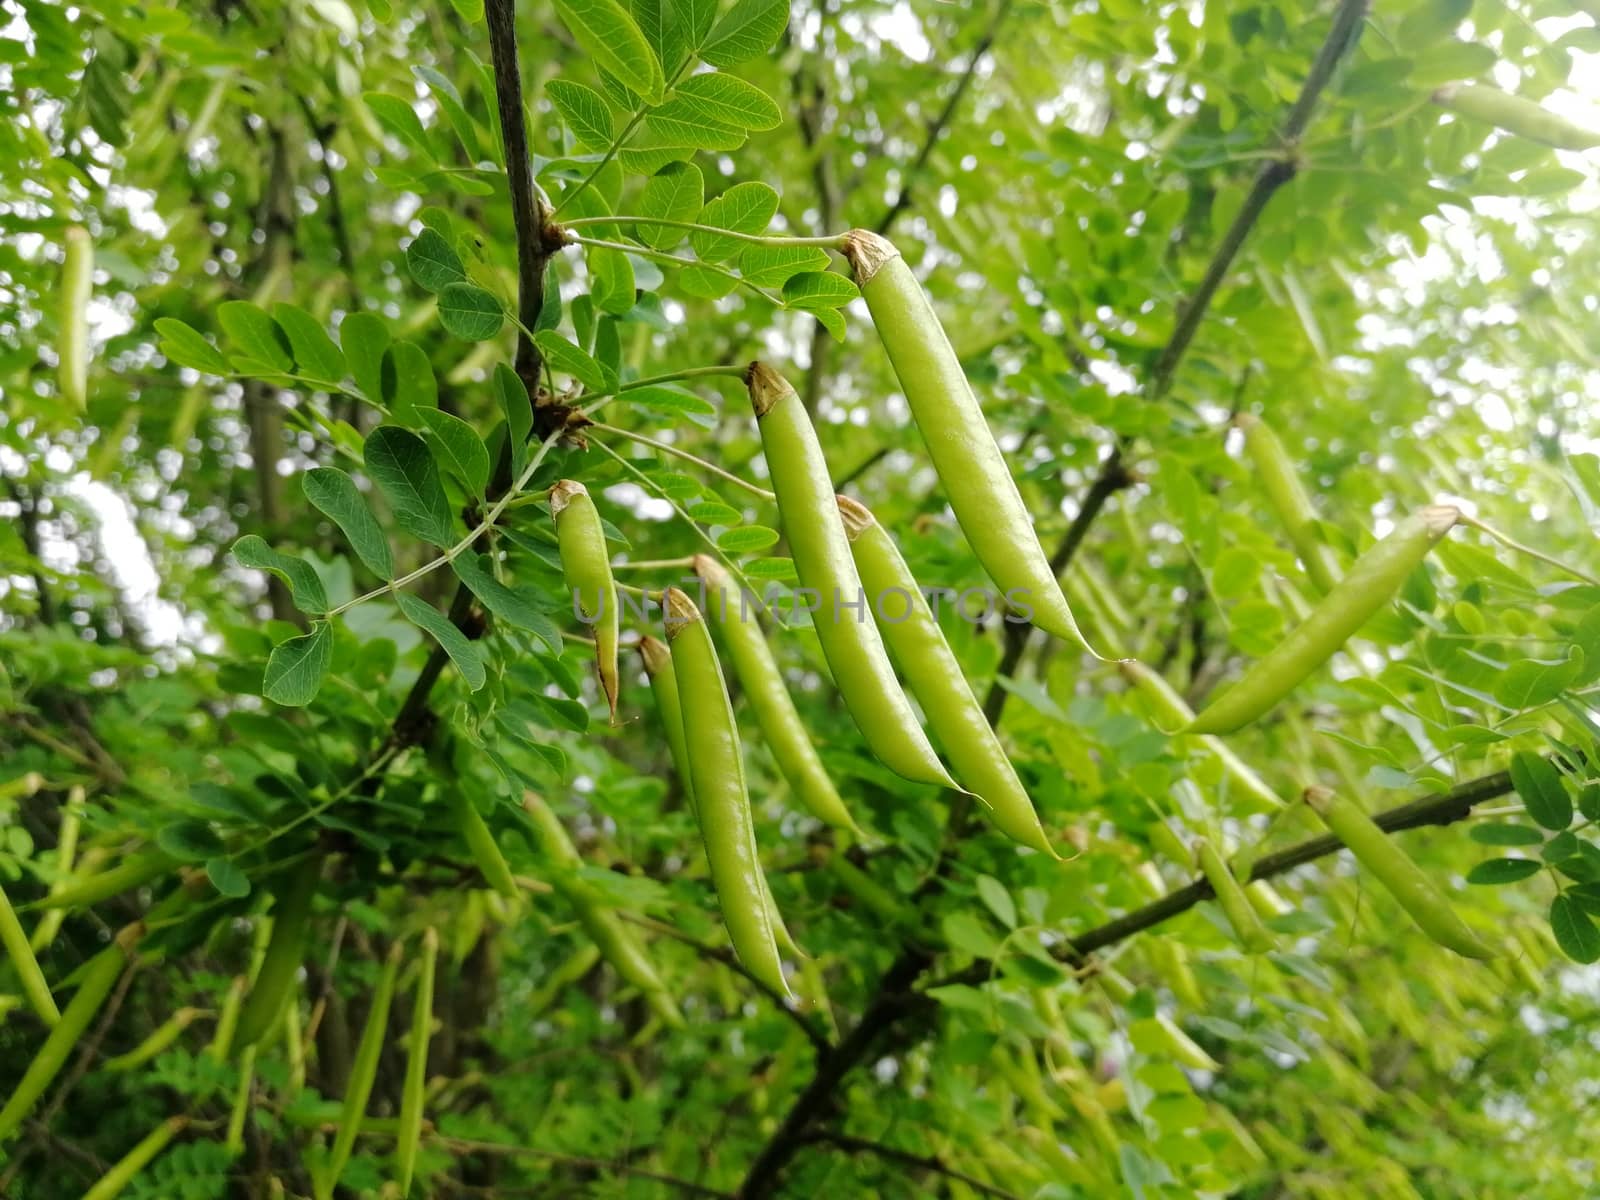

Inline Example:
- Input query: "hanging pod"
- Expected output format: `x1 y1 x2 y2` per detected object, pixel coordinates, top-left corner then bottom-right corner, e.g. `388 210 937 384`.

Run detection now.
522 792 684 1027
639 635 804 961
552 479 621 723
233 853 323 1052
0 878 59 1026
59 226 92 412
1192 838 1275 954
747 362 957 789
842 230 1105 658
1186 505 1460 734
395 928 436 1197
29 786 83 953
34 849 178 910
1304 787 1494 959
1235 413 1342 595
103 1006 206 1072
835 496 1058 856
664 587 790 997
691 555 861 835
81 1115 188 1200
0 922 142 1142
1433 83 1600 150
317 943 403 1200
449 791 519 899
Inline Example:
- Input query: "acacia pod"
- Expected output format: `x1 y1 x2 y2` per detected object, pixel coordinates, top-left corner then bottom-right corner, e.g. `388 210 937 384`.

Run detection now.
103 1006 206 1071
0 879 59 1026
552 480 620 722
842 231 1104 657
34 850 179 910
1186 506 1459 734
747 362 955 788
836 496 1057 855
318 943 403 1200
0 923 141 1142
1193 838 1275 953
1130 1013 1222 1073
29 786 83 953
1235 413 1342 594
225 1046 256 1154
82 1116 188 1200
395 928 436 1197
1433 82 1600 150
209 975 246 1061
691 555 860 834
640 634 804 960
522 793 684 1027
234 854 323 1051
665 588 789 997
59 226 92 412
1246 879 1292 921
1304 786 1494 959
449 791 519 899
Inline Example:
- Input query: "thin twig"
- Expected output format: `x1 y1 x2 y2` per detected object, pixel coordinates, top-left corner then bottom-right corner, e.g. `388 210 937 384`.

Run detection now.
590 423 776 500
804 1131 1020 1200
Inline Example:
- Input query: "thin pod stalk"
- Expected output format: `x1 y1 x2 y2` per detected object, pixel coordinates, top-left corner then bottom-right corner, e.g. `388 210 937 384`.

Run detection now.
103 1006 206 1071
552 479 620 723
395 927 437 1197
59 225 93 412
1304 787 1494 959
1235 413 1341 594
1186 505 1460 734
1433 82 1600 150
0 923 141 1142
1192 839 1274 954
449 791 519 899
34 850 178 910
82 1116 188 1200
233 853 323 1052
835 496 1058 856
522 793 684 1026
30 786 84 952
225 1046 256 1154
0 879 60 1025
640 634 805 959
842 231 1104 658
319 943 403 1200
209 975 246 1061
665 587 789 997
691 555 861 834
747 362 956 789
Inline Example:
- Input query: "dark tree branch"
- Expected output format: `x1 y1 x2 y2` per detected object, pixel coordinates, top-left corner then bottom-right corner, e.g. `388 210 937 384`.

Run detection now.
803 1131 1021 1200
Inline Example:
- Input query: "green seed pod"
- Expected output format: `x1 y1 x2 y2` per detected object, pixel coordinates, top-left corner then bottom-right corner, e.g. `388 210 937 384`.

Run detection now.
842 231 1103 657
1235 413 1342 595
552 479 620 723
523 793 684 1027
234 854 323 1052
209 975 246 1062
450 791 519 899
1304 787 1494 959
225 1045 256 1154
665 588 789 998
35 850 179 910
0 923 141 1142
1433 82 1600 150
395 928 437 1197
103 1006 206 1071
692 555 861 834
0 879 59 1025
747 363 955 789
1246 879 1292 921
82 1115 187 1200
1130 1013 1222 1072
1193 838 1275 953
28 793 83 954
319 943 403 1200
1186 506 1460 734
59 226 93 412
836 497 1057 855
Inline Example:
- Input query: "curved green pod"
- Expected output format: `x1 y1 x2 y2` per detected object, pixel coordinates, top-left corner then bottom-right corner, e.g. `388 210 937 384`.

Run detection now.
1193 838 1274 954
552 479 621 723
665 588 789 997
29 788 83 953
396 927 436 1196
842 230 1102 657
640 635 803 960
692 555 860 834
747 362 955 789
34 850 178 910
318 943 402 1200
103 1006 205 1071
450 791 519 899
523 793 684 1027
0 923 141 1142
1186 506 1459 734
1305 787 1494 959
835 496 1057 856
0 879 59 1026
1236 413 1342 595
82 1116 187 1200
1433 83 1600 150
233 853 323 1052
59 226 92 412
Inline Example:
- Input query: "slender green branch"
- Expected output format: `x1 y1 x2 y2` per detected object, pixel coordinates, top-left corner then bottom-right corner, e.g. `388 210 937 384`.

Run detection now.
612 557 696 571
565 235 783 305
575 365 748 419
590 422 775 500
1459 514 1600 588
561 216 846 249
